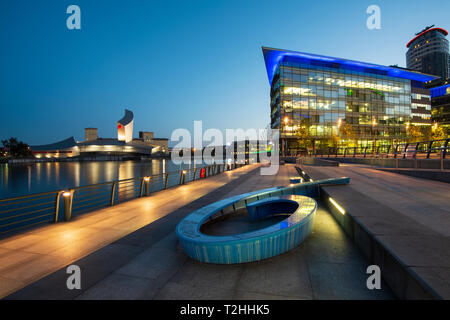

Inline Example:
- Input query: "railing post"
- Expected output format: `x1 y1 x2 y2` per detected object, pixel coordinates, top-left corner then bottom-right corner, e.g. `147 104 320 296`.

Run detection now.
63 189 74 221
444 139 449 160
164 173 169 189
54 191 63 223
403 143 408 159
193 168 197 181
414 142 420 159
426 141 433 159
139 178 145 197
110 182 117 206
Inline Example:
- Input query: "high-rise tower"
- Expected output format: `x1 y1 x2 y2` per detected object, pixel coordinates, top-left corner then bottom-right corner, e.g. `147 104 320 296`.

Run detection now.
406 25 449 79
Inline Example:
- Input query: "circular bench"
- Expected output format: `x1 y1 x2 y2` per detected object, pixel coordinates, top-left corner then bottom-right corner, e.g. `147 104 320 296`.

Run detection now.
176 187 317 264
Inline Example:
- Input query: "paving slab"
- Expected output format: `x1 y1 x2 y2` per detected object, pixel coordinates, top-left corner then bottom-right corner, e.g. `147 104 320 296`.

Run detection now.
5 164 394 300
303 163 450 299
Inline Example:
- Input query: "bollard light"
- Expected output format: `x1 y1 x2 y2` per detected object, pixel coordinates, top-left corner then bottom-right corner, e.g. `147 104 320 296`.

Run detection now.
62 190 74 221
143 176 151 196
181 170 187 184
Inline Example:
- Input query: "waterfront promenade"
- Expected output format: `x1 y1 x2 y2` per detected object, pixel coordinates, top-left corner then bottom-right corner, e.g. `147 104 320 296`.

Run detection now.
2 163 393 300
0 164 259 297
302 163 450 299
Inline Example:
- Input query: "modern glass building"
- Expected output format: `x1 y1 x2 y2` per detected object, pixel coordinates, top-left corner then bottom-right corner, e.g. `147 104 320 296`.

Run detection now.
430 83 450 131
262 47 438 155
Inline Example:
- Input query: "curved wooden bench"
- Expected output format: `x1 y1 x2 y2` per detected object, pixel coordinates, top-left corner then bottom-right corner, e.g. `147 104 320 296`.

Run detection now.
176 177 350 264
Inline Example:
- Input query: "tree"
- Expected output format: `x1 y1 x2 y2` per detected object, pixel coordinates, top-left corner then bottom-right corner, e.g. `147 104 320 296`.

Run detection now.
295 118 312 152
432 123 447 140
406 125 423 142
339 122 357 146
1 137 33 158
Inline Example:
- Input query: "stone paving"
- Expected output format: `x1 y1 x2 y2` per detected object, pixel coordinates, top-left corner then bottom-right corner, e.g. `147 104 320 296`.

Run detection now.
302 163 450 299
4 164 393 300
0 164 259 298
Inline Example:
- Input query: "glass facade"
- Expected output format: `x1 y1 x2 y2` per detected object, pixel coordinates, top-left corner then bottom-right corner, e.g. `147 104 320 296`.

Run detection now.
270 60 416 152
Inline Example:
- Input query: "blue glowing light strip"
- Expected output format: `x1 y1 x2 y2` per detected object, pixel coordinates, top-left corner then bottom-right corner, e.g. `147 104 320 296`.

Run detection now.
431 84 450 98
262 47 438 86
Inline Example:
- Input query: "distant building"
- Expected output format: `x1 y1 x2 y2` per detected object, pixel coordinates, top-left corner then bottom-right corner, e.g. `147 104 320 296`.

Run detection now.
135 131 168 154
30 109 168 159
406 26 449 79
139 131 154 141
31 137 79 159
85 128 98 141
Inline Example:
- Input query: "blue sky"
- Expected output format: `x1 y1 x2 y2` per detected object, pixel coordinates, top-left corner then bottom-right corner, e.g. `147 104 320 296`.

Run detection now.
1 0 449 145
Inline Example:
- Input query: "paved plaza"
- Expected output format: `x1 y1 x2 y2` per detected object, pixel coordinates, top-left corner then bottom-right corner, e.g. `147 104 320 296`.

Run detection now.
2 164 393 300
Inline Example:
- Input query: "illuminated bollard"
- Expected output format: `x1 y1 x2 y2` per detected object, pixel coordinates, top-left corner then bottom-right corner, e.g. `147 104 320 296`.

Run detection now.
144 176 150 196
63 190 74 221
181 170 187 184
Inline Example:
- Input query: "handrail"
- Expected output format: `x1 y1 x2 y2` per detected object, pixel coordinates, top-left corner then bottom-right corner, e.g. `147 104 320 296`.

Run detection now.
304 138 450 160
0 162 247 236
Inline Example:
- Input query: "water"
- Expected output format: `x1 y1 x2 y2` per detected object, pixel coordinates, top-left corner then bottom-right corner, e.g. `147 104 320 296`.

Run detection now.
0 159 207 199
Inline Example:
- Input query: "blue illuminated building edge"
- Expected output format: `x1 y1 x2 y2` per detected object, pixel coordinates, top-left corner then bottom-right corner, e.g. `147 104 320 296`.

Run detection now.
262 47 439 86
431 84 450 98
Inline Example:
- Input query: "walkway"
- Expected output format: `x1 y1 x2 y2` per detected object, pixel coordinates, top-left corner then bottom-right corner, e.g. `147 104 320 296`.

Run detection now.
5 164 393 300
302 163 450 299
0 164 260 298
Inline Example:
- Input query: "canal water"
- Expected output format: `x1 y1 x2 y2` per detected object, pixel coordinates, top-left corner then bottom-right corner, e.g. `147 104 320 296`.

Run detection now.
0 159 205 199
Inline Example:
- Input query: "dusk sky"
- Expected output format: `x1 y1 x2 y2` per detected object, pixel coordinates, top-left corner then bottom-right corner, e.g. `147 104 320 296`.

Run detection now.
1 0 449 145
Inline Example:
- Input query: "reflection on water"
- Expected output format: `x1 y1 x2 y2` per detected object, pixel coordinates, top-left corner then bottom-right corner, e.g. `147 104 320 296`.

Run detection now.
0 160 204 199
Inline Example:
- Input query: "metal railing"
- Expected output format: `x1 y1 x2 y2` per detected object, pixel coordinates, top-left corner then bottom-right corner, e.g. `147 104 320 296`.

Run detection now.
306 138 450 160
0 162 246 236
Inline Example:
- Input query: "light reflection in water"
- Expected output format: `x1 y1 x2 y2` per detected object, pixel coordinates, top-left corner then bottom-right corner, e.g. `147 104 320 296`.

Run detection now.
0 159 200 199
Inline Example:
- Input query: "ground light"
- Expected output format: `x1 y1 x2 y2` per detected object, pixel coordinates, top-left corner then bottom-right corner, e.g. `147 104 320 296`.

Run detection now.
329 197 346 215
